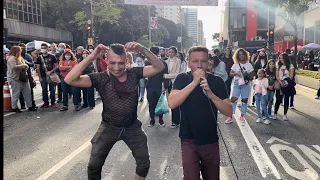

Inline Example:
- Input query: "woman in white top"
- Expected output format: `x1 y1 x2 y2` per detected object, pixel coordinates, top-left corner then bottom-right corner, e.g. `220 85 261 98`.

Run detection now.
273 53 295 121
225 48 255 124
177 52 187 73
164 46 181 128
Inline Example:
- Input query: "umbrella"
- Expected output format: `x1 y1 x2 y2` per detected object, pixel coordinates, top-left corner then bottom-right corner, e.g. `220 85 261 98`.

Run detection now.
303 43 320 49
290 45 303 51
26 40 50 52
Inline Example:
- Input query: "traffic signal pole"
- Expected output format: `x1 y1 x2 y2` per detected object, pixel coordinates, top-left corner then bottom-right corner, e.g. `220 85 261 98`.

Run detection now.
85 0 94 47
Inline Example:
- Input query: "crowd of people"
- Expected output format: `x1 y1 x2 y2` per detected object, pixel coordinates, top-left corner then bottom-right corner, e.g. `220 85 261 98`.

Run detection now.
3 41 320 180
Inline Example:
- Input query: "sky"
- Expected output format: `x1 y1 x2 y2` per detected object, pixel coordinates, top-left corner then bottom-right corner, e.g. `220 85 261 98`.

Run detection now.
183 0 224 49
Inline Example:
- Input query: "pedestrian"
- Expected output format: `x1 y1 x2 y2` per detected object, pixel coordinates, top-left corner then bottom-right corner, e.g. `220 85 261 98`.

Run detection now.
6 46 37 112
79 49 95 109
253 69 270 124
160 48 168 61
58 49 79 111
316 88 320 99
177 52 187 73
64 42 165 180
273 53 295 121
145 46 169 127
265 59 276 117
164 46 181 128
36 43 58 108
18 43 37 109
4 48 9 82
56 43 67 103
210 55 228 82
135 53 147 102
167 46 232 180
225 48 255 124
285 49 297 109
221 47 234 96
126 52 134 68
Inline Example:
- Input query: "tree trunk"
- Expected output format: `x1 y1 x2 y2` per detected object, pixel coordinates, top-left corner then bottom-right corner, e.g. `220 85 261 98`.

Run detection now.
293 25 298 60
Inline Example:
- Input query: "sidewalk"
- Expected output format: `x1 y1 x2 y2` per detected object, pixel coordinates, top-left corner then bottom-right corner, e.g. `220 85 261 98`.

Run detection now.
295 84 318 97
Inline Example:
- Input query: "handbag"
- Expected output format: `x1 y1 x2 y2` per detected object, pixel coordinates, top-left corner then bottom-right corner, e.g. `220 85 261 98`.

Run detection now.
238 64 248 85
40 55 61 85
155 93 170 116
274 81 281 90
19 70 28 82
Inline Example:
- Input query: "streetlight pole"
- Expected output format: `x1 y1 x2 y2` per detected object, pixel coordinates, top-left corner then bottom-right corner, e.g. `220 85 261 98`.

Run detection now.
148 5 151 48
84 0 93 47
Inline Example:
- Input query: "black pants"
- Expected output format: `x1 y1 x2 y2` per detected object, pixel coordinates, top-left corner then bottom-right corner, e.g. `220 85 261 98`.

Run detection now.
88 120 150 179
146 87 163 120
317 88 320 97
225 76 233 97
19 87 36 108
274 90 289 115
57 82 62 101
168 82 181 125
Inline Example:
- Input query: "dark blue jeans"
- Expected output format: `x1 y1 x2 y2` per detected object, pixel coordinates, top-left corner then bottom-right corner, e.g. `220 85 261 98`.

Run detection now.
41 76 56 104
61 78 80 106
82 86 95 107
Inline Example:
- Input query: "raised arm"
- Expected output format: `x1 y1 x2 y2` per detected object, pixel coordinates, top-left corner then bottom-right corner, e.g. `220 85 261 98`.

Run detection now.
125 42 164 78
64 44 109 88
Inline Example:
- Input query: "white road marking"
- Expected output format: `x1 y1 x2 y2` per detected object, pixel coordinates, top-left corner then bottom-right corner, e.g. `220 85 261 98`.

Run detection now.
266 136 291 145
270 144 319 180
297 144 320 169
36 139 91 180
234 109 281 179
313 145 320 152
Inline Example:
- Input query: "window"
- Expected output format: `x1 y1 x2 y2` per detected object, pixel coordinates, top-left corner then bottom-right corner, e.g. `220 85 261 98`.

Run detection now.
36 8 40 15
33 7 36 14
24 12 28 21
33 14 37 23
13 9 18 19
8 0 13 9
19 11 23 20
7 8 13 19
305 26 315 44
229 8 246 29
257 7 268 29
36 0 40 9
28 6 31 13
29 13 33 23
38 15 41 24
230 0 247 8
12 0 18 10
316 25 320 44
18 0 22 10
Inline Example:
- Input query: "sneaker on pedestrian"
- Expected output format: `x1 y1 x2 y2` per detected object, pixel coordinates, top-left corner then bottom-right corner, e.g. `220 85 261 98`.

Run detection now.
12 108 22 113
170 123 179 128
56 99 62 103
264 119 271 124
75 105 81 111
28 107 38 111
225 117 233 124
289 105 295 109
51 103 57 108
256 118 261 123
315 96 320 100
81 105 88 109
273 114 277 120
68 95 72 99
60 106 68 111
89 106 94 109
240 115 246 123
21 106 26 110
40 103 49 108
280 103 284 106
283 115 288 121
148 120 155 127
139 98 143 102
159 120 166 127
262 116 266 120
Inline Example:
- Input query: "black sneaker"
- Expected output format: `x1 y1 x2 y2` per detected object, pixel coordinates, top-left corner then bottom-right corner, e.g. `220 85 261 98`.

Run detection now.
21 106 26 110
139 98 144 102
81 105 88 109
170 123 179 128
12 108 22 113
159 120 166 127
148 120 155 127
60 106 68 111
28 107 38 111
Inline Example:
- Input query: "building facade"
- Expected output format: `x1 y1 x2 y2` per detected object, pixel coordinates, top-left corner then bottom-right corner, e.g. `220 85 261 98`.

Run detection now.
304 2 320 45
198 20 205 46
156 6 181 24
182 8 198 44
3 0 72 48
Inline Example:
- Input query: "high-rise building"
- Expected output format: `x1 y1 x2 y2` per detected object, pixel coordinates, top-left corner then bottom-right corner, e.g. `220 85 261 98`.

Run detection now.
304 2 320 45
156 6 181 24
198 20 205 46
182 8 198 44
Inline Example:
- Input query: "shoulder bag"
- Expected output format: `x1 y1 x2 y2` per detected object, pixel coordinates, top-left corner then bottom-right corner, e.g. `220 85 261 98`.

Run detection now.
40 55 61 85
16 58 28 82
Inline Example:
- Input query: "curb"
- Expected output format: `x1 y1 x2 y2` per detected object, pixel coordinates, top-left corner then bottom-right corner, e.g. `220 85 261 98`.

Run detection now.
295 84 317 96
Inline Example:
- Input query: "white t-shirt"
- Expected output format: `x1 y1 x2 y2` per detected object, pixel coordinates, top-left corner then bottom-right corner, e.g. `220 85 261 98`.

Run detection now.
231 62 254 80
278 64 294 80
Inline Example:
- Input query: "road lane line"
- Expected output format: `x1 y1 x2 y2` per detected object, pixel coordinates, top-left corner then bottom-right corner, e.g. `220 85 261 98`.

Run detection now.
234 109 281 179
36 139 91 180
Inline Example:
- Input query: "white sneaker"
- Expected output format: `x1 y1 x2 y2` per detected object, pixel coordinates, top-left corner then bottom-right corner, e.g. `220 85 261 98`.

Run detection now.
315 96 320 100
283 115 288 121
264 119 271 124
273 114 277 120
290 105 295 109
262 116 266 120
256 118 262 123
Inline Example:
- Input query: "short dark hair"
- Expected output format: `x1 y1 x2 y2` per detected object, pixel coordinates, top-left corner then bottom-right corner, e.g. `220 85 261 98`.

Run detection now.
213 49 219 54
169 46 178 54
188 46 209 57
41 43 48 48
150 46 160 55
285 49 291 54
87 45 95 49
110 43 126 56
18 43 26 47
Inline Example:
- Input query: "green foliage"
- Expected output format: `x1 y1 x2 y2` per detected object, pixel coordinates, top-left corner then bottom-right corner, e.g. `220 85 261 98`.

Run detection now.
138 35 156 47
212 33 219 41
296 70 320 79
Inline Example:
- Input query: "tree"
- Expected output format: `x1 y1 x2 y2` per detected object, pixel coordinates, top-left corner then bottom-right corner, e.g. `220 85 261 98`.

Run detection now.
72 0 121 45
212 33 220 41
257 0 316 55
